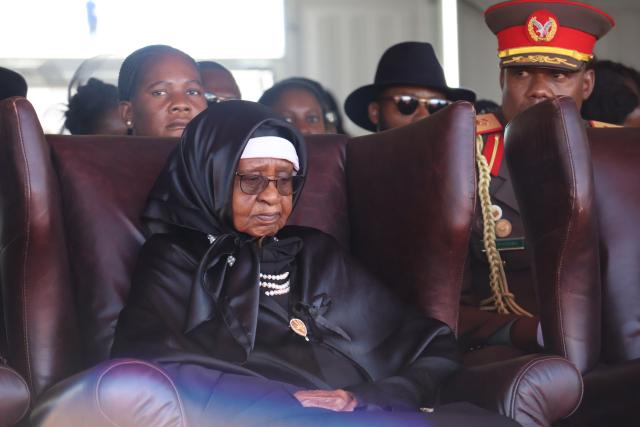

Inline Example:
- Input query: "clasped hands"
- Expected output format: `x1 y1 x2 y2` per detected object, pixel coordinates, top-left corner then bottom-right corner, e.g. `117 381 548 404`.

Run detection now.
294 389 358 412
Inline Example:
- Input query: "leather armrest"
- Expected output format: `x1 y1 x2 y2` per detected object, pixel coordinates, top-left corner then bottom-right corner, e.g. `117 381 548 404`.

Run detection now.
440 354 582 427
0 360 30 427
30 358 186 427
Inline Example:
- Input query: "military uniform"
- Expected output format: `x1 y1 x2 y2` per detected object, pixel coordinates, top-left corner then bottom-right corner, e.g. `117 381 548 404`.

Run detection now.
459 0 615 353
460 112 538 351
460 113 621 351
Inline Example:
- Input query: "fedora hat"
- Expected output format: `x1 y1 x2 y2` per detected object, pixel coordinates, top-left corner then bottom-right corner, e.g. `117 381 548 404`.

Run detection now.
344 41 475 131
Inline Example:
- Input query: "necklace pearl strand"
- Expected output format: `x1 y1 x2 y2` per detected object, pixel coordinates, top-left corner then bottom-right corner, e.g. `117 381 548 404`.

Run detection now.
260 271 290 296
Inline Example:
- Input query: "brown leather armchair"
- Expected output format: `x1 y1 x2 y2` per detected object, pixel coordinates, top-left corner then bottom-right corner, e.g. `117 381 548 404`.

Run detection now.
0 97 580 426
506 96 640 426
0 358 30 427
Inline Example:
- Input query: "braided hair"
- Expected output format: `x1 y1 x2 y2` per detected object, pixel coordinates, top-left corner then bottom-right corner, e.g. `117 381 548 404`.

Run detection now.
118 45 198 102
64 78 120 135
0 67 27 100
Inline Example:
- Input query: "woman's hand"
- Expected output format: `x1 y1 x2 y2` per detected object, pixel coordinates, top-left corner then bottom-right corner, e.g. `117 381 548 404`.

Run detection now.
294 389 358 412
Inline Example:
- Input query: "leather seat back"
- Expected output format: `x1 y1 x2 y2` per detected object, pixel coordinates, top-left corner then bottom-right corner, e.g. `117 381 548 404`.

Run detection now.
505 97 601 373
588 126 640 363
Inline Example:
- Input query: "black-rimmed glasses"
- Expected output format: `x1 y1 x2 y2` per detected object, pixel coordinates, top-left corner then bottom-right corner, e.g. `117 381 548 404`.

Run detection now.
379 95 452 115
235 173 304 196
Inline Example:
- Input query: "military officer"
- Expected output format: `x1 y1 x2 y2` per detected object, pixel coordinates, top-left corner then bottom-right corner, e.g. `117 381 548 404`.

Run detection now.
462 0 616 355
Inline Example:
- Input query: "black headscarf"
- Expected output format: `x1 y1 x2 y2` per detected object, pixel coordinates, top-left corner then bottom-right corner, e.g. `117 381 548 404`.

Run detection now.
142 100 307 357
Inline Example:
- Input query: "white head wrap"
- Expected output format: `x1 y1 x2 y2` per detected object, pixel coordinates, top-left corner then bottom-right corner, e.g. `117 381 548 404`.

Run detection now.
240 136 299 171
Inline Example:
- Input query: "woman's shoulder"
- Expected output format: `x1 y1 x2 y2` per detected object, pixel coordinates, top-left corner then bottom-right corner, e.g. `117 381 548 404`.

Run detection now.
140 228 210 265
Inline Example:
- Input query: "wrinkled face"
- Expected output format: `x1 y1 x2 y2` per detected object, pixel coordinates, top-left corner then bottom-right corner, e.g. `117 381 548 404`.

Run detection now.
232 158 294 237
368 85 447 131
500 66 595 123
271 87 326 135
121 52 207 137
200 68 241 102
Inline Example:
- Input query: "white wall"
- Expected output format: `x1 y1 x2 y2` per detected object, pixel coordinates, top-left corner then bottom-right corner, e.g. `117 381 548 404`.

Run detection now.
282 0 442 135
593 3 640 71
458 0 501 103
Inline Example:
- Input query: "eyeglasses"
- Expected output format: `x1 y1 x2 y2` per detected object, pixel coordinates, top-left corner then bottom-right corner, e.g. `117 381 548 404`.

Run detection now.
379 95 452 116
235 173 304 196
204 92 240 105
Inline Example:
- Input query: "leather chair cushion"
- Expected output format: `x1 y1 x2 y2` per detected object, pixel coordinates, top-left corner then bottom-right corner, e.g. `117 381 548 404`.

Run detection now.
0 363 30 427
287 134 350 249
49 136 177 364
589 127 640 363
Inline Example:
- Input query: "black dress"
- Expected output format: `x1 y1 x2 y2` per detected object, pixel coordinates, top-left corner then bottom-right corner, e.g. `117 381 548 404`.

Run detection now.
112 101 520 426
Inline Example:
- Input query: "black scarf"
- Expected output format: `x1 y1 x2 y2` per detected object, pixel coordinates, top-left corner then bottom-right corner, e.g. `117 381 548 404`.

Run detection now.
141 101 307 358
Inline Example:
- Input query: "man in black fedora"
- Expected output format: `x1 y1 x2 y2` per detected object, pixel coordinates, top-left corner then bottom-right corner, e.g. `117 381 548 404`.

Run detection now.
344 41 475 132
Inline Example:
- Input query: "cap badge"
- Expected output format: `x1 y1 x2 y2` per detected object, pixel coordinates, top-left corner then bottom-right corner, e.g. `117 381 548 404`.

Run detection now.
527 10 558 43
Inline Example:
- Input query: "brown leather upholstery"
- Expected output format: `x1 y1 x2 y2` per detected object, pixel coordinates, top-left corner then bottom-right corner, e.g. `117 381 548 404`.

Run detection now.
505 97 600 373
0 97 81 396
0 361 30 427
348 102 477 332
49 135 176 365
0 97 581 426
506 96 640 426
589 126 640 364
441 354 582 427
32 359 187 427
288 134 350 249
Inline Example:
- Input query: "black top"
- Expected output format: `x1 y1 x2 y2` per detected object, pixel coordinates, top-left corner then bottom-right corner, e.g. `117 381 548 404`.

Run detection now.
112 101 460 410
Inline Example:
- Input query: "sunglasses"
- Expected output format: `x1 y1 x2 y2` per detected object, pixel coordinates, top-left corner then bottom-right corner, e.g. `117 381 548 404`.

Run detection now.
235 173 305 196
380 95 452 115
204 92 240 106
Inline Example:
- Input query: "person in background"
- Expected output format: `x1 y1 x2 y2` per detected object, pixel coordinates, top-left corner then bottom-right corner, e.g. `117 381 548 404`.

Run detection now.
322 88 348 135
258 77 335 135
460 0 615 358
118 45 207 137
582 60 640 127
198 60 242 105
344 41 475 132
0 66 27 100
64 78 127 135
281 77 348 135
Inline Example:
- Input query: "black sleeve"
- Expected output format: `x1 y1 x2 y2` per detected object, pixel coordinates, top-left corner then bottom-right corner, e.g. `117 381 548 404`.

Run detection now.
111 234 204 359
345 319 460 411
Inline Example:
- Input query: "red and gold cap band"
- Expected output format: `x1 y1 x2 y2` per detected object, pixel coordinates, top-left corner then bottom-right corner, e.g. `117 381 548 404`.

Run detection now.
485 0 614 71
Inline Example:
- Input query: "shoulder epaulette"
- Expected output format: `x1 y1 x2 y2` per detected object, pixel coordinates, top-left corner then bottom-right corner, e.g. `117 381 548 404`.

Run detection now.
589 120 622 128
476 113 504 135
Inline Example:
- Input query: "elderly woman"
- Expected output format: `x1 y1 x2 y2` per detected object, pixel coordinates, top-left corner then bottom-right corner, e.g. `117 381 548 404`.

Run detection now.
112 101 518 426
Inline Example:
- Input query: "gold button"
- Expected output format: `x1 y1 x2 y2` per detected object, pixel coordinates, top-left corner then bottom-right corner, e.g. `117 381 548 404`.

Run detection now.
495 218 512 238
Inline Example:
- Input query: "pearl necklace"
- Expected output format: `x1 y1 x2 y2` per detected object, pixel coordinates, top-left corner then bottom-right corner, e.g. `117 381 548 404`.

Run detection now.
260 271 290 296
